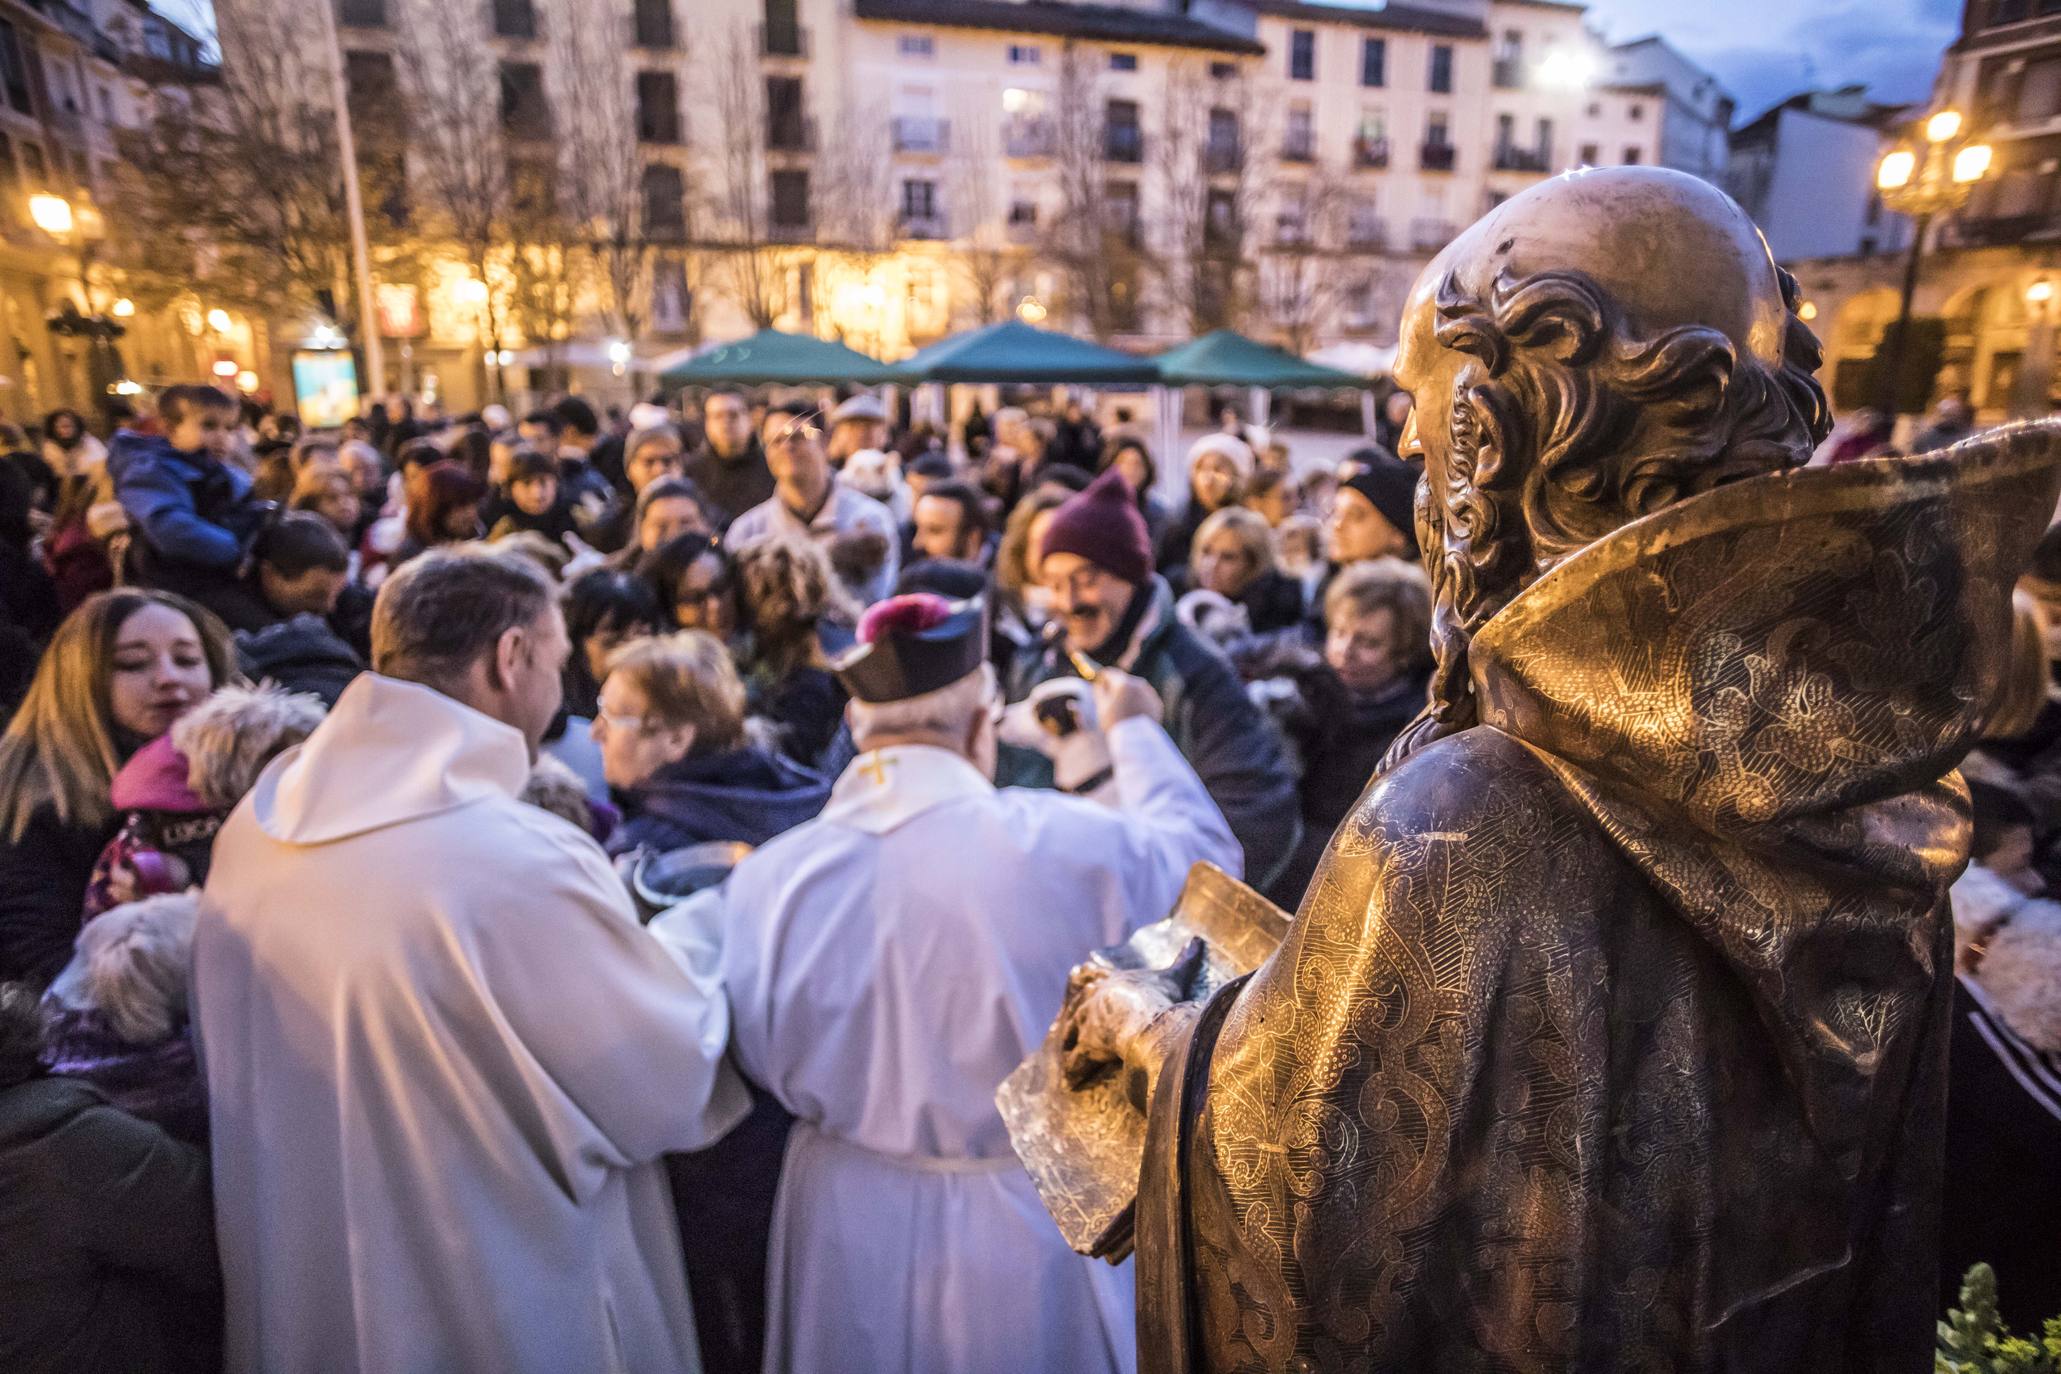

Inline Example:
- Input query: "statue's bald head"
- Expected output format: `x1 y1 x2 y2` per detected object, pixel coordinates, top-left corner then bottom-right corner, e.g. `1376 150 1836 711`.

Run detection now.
1385 166 1832 767
1409 167 1796 374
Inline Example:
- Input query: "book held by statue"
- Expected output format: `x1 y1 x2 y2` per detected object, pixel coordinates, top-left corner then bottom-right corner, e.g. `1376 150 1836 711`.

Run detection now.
996 861 1289 1258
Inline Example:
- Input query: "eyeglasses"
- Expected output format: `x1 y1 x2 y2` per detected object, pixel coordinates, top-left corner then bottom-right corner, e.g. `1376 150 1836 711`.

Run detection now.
593 707 652 735
766 410 822 450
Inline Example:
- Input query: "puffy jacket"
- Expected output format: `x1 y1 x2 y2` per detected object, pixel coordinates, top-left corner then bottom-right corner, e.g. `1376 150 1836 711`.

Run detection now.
109 432 261 571
608 745 831 857
1006 575 1300 888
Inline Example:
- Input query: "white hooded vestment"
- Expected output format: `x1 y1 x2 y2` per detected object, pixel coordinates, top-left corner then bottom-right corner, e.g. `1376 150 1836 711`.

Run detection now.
196 674 747 1374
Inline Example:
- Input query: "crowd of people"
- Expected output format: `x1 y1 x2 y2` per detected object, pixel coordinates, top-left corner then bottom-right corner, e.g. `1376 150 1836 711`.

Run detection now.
1 373 2054 1369
0 380 1438 1372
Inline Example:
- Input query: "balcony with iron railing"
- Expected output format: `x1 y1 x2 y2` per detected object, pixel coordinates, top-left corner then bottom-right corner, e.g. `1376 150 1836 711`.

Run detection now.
1281 132 1316 164
1104 126 1144 163
1353 136 1390 169
1205 139 1241 174
767 114 816 153
1492 56 1523 89
756 21 809 58
769 216 813 242
1420 141 1455 172
893 116 950 154
899 213 950 240
1004 116 1055 158
1492 144 1550 172
1410 217 1456 250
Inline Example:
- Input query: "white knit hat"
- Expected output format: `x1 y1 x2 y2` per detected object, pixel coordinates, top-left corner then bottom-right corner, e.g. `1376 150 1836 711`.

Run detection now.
1186 433 1254 485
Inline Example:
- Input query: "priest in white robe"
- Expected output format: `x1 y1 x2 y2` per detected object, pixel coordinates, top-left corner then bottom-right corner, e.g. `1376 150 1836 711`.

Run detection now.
194 550 749 1374
654 593 1239 1374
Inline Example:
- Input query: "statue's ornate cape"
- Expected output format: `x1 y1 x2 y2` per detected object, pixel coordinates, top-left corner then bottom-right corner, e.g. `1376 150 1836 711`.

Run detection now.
1134 424 2061 1372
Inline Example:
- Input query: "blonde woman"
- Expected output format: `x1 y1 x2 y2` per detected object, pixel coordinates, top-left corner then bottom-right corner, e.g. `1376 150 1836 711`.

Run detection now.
0 590 234 984
1189 505 1306 635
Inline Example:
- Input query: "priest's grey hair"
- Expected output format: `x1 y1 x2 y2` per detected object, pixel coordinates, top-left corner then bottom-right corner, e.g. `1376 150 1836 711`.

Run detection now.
849 664 998 746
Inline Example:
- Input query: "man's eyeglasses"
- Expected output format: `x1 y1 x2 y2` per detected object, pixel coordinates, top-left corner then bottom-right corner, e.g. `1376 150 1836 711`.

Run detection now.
766 410 822 450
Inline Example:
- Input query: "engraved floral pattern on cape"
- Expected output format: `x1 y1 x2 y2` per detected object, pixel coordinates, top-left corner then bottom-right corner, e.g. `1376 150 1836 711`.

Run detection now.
1149 427 2061 1374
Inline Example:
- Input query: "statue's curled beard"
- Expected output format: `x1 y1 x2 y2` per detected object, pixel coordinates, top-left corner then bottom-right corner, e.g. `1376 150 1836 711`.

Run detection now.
1378 472 1526 774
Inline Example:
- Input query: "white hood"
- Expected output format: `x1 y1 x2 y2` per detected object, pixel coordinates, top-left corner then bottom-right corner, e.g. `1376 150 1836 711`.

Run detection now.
244 674 530 846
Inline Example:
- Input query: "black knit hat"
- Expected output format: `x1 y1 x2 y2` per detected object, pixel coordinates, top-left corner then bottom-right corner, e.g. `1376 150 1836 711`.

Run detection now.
834 594 988 703
1339 446 1419 557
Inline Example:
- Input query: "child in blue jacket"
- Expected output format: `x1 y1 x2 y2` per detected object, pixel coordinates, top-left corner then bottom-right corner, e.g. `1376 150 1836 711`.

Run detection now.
111 385 273 628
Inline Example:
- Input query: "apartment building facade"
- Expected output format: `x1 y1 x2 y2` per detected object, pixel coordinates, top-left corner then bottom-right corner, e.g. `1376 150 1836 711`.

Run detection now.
315 0 1727 400
0 0 211 417
1776 1 2061 418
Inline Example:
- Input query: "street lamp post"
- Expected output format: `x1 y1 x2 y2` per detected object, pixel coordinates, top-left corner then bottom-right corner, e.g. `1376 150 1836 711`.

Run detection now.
29 191 125 413
1874 109 1992 420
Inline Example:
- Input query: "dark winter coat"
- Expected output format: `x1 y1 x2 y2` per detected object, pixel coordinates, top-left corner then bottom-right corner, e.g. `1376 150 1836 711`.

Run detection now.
1230 569 1307 637
1006 575 1302 889
109 433 276 629
235 615 365 708
0 1075 220 1374
486 498 580 547
1266 664 1429 909
682 442 775 531
607 746 831 858
1154 498 1211 579
0 804 117 986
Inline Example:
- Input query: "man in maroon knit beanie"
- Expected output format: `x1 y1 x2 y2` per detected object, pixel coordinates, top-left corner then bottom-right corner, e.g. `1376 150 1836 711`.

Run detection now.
1003 467 1302 892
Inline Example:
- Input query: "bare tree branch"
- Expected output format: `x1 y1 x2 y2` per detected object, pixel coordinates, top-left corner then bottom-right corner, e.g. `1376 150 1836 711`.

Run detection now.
552 0 653 342
948 117 1012 326
700 24 788 329
113 0 414 346
393 0 514 386
1260 163 1355 353
1149 60 1273 336
1044 42 1142 340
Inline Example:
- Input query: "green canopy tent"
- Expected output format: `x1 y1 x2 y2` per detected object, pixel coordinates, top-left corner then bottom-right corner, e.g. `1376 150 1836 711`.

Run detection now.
657 327 896 387
886 320 1161 385
1153 329 1374 453
1152 329 1370 390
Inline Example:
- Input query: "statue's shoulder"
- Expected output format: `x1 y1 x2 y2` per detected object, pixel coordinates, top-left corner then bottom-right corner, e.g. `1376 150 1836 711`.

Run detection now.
1352 724 1577 851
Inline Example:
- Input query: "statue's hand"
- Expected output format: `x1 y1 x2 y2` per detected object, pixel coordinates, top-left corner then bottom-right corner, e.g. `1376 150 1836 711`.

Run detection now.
1059 937 1206 1094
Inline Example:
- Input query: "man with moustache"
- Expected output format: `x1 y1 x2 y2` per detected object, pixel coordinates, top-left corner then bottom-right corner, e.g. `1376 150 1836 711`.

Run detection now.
1057 167 2061 1372
1007 468 1301 892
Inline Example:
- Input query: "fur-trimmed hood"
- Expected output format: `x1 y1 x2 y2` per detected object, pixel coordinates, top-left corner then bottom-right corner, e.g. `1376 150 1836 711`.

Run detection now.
165 682 327 813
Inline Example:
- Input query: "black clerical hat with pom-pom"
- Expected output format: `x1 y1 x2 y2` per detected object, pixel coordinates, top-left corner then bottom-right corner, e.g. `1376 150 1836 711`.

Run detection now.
834 593 987 703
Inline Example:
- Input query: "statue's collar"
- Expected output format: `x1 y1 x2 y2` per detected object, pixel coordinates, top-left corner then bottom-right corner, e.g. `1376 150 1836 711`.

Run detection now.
1466 422 2061 832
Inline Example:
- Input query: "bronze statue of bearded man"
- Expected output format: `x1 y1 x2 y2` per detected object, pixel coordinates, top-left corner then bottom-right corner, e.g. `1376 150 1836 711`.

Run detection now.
1058 167 2061 1372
